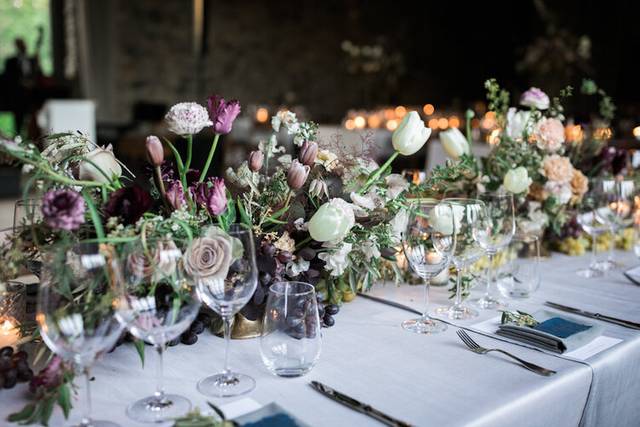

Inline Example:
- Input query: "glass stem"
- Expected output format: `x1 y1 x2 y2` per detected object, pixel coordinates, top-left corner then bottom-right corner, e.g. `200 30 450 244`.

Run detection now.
421 275 432 322
485 253 495 298
608 226 615 262
222 315 231 376
454 267 463 308
590 232 597 269
80 367 92 427
154 345 167 404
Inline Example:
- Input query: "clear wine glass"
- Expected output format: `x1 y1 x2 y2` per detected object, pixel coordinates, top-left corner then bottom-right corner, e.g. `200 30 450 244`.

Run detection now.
575 188 610 278
400 200 454 333
496 234 541 299
435 198 486 320
114 236 201 423
597 178 635 270
38 242 124 427
195 224 258 398
260 281 322 376
472 192 515 310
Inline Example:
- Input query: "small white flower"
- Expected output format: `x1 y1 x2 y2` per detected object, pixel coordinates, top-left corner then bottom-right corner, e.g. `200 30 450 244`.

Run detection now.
318 242 353 276
385 174 409 199
389 209 409 244
315 149 339 171
544 181 572 204
286 257 310 277
361 239 381 261
293 217 308 231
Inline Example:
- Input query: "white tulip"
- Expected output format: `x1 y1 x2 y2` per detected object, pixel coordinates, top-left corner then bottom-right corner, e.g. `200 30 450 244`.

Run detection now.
308 198 355 242
78 145 122 184
503 167 532 194
505 108 533 141
392 111 431 156
429 203 464 235
440 127 470 160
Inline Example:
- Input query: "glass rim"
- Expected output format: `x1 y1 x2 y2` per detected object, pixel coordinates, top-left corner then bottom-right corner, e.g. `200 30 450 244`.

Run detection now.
443 197 486 206
269 281 315 296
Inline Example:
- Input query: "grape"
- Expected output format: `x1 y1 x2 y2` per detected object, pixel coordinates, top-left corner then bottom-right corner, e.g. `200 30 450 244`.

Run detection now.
167 337 180 347
0 357 12 371
196 312 213 327
262 244 276 258
317 303 325 318
323 314 335 327
298 247 316 261
0 347 13 358
180 333 198 345
325 304 339 315
3 368 17 388
17 367 33 382
259 272 272 286
190 320 205 335
277 251 293 264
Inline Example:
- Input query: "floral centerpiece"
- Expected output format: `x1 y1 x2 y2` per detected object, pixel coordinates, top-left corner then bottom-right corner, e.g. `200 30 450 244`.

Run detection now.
0 93 431 424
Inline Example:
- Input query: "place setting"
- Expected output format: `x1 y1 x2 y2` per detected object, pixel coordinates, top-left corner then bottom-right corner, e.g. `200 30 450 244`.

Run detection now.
2 3 640 426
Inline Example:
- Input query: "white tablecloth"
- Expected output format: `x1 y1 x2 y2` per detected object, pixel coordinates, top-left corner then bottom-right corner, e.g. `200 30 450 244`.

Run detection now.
1 251 639 427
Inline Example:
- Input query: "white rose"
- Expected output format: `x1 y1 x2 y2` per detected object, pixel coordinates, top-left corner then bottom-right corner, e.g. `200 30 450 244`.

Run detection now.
78 145 122 184
440 127 470 160
308 198 356 243
503 167 532 194
392 111 431 156
505 108 533 141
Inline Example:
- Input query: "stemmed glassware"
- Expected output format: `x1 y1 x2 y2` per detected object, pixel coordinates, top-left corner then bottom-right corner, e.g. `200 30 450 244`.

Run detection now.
38 242 124 427
435 198 486 320
113 236 201 423
472 192 515 310
575 186 611 278
597 178 635 270
196 224 258 398
400 200 454 334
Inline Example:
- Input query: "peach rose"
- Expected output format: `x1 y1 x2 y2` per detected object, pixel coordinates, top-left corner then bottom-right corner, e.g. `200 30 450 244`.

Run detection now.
542 155 574 183
570 169 588 198
534 117 565 152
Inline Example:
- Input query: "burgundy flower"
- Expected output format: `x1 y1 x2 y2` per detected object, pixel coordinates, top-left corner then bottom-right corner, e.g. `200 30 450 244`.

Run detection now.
104 186 153 224
207 95 241 135
41 189 86 231
30 356 64 393
165 180 186 210
193 177 227 215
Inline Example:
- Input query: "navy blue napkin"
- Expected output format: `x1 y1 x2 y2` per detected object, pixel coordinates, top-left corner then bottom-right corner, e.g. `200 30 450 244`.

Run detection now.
533 317 592 338
242 413 301 427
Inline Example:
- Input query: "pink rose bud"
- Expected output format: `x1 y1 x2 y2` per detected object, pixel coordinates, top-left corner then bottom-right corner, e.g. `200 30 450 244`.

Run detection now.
145 135 164 166
299 140 318 167
287 160 310 190
249 150 264 172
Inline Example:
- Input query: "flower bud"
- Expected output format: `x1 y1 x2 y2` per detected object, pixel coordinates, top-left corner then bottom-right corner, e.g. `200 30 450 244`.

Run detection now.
145 135 164 166
299 140 318 167
287 160 310 190
503 167 532 194
248 150 264 172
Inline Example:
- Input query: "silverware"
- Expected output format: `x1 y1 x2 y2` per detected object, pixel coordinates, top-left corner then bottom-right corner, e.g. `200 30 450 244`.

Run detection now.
545 301 640 330
310 381 413 427
356 292 423 316
456 329 556 376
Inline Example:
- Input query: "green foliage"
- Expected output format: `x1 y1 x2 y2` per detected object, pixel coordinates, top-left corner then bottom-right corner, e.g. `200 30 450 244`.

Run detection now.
419 154 478 196
484 79 510 126
501 310 538 327
9 369 74 426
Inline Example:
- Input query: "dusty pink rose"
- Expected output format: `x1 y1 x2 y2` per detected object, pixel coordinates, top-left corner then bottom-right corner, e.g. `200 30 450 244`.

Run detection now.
534 117 565 152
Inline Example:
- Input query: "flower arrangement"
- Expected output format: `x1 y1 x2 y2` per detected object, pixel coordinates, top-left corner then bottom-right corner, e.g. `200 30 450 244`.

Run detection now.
0 93 432 424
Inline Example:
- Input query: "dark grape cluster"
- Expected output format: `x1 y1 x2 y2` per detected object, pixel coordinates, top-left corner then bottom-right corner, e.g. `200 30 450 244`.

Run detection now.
317 296 339 328
173 312 212 346
0 346 33 389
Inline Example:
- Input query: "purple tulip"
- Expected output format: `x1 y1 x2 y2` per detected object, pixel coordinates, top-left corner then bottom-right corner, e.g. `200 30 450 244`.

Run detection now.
41 189 86 231
287 160 310 190
207 95 241 135
165 180 186 210
194 177 227 215
248 150 264 172
104 186 153 225
145 135 164 166
299 140 318 167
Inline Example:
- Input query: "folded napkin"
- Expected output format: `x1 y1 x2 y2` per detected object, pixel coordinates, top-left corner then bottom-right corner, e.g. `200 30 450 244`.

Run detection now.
497 309 603 353
234 403 310 427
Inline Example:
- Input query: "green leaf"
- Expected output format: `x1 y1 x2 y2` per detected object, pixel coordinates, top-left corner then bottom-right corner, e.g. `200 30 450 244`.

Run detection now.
8 403 35 423
57 383 72 418
40 397 55 426
236 198 252 227
134 339 145 367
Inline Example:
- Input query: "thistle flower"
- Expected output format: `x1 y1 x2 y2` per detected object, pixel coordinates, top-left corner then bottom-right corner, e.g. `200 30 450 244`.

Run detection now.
207 95 241 135
165 102 212 136
41 189 85 231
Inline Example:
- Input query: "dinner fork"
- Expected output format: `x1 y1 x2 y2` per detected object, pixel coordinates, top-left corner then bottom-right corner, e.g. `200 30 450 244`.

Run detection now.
456 329 556 376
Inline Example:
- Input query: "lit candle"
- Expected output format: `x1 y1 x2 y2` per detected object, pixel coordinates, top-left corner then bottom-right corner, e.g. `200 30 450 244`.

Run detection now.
0 317 20 349
426 251 443 265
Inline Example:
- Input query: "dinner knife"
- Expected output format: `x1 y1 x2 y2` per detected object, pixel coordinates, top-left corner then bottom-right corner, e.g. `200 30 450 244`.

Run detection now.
545 301 640 330
310 381 413 427
356 292 423 316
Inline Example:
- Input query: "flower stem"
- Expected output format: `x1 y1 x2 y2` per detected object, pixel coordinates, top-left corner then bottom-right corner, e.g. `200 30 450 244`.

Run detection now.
358 151 399 195
185 134 193 172
199 134 220 182
82 189 105 240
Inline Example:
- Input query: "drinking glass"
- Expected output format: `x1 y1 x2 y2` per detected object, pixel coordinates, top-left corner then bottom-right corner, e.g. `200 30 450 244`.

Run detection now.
472 192 515 310
196 224 258 397
497 234 541 299
38 242 124 427
260 281 321 377
597 178 635 270
114 237 201 423
400 200 454 333
435 198 486 320
575 188 610 278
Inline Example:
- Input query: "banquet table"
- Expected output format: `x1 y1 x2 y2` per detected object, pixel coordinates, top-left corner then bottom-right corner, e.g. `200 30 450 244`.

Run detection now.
1 250 639 427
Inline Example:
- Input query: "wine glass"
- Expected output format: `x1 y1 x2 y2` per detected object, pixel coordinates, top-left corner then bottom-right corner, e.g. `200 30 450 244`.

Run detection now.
38 242 124 427
435 198 486 320
260 281 322 376
195 224 258 397
400 200 454 334
113 236 201 423
597 178 635 270
575 188 610 278
472 192 515 310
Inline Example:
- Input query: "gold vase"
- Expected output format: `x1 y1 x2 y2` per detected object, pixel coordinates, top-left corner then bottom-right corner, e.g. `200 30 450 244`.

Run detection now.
212 313 263 339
